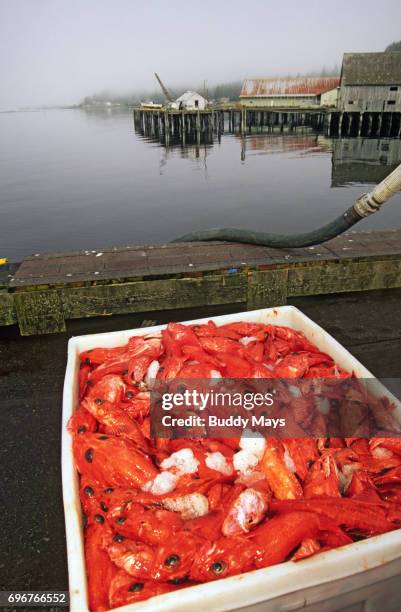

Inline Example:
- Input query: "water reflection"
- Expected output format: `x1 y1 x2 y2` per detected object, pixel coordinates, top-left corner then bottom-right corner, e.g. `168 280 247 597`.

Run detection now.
234 133 332 157
2 108 401 262
135 121 401 186
233 133 333 163
331 138 401 186
135 124 215 175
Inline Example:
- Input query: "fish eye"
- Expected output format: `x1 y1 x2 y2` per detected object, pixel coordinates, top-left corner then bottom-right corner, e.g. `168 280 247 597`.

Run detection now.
95 514 104 524
100 502 108 512
98 436 109 440
210 561 226 575
95 398 103 405
83 486 94 496
78 425 86 433
116 516 126 524
128 582 144 592
104 488 114 494
164 554 180 567
85 449 93 462
168 576 188 584
113 534 125 543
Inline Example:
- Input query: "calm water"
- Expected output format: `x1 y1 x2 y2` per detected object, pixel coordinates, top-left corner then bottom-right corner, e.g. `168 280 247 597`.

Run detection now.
1 108 401 262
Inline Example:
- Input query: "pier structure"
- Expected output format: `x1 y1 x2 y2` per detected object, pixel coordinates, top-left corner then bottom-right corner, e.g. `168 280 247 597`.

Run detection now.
134 106 328 136
134 106 401 139
1 229 401 336
328 111 401 138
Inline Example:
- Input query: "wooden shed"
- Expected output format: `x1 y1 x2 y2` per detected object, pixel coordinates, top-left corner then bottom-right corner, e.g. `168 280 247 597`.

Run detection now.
172 90 208 110
339 52 401 112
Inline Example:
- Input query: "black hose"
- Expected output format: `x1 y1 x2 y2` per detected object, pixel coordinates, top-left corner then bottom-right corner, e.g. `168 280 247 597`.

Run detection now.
173 205 363 248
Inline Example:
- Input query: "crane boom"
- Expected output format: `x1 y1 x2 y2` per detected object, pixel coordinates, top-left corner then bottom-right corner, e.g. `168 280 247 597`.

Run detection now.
154 72 174 103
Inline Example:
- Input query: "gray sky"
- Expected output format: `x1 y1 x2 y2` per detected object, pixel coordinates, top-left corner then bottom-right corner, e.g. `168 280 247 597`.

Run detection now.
1 0 401 109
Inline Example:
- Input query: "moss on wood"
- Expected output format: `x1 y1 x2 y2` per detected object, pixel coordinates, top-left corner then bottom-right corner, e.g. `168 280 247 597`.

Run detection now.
4 253 401 336
0 292 17 326
60 274 248 320
14 290 66 336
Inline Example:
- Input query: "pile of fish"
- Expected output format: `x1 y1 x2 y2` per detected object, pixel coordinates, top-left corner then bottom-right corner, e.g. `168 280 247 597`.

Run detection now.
69 320 401 611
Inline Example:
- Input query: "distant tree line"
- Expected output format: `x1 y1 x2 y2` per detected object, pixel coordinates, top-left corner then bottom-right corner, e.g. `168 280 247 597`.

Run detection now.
385 40 401 52
211 81 243 100
81 89 166 107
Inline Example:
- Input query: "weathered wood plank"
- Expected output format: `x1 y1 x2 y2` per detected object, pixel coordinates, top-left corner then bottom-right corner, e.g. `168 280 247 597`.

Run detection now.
13 291 66 336
11 230 401 289
247 269 288 310
4 230 401 335
60 274 248 320
287 260 401 297
0 292 17 326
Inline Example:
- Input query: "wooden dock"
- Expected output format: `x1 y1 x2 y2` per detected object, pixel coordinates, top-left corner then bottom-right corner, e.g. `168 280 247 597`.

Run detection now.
2 229 401 335
134 106 401 138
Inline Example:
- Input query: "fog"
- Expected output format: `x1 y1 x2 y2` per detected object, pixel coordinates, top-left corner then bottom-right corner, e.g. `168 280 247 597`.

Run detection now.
1 0 401 110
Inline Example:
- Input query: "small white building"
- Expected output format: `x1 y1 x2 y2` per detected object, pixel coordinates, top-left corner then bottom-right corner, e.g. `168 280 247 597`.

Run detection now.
172 90 208 110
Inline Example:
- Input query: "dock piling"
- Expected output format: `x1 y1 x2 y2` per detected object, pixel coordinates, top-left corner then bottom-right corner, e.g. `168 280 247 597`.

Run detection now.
135 105 401 140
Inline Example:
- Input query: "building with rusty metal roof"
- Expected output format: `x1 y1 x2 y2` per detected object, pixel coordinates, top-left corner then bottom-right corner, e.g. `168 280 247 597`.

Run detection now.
239 77 340 108
339 52 401 112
